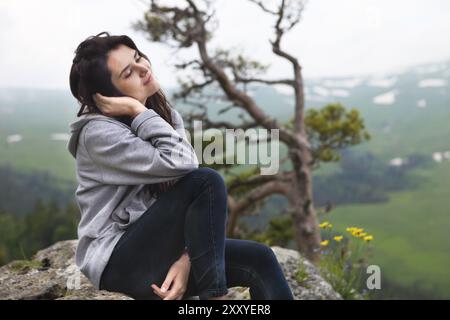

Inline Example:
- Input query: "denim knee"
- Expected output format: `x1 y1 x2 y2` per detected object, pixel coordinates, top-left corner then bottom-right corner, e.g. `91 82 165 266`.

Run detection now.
249 241 279 266
190 167 226 187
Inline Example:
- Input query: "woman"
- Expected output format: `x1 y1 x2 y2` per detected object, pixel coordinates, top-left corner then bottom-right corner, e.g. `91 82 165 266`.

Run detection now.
68 31 294 300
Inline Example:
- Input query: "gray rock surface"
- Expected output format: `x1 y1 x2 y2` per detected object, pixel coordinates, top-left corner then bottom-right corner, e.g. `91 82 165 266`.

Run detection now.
0 240 341 300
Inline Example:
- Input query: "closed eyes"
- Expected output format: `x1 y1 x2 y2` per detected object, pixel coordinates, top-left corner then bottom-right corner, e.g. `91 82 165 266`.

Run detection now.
124 56 142 79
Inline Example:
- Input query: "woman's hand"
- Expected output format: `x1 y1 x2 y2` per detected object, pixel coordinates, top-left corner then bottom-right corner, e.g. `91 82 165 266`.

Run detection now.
151 252 191 300
92 93 146 118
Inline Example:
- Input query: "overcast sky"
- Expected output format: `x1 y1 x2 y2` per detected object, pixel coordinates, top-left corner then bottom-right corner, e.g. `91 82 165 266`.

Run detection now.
0 0 449 90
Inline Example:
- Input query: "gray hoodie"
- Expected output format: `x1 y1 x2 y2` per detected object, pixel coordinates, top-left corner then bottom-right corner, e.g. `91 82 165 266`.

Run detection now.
67 107 199 289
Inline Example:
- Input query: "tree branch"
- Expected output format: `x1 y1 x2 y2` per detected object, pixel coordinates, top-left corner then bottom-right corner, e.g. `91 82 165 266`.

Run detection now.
228 171 293 193
234 74 295 87
233 180 290 214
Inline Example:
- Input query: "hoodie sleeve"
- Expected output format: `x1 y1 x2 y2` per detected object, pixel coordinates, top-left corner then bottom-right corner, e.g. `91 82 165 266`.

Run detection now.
171 108 190 142
84 108 199 185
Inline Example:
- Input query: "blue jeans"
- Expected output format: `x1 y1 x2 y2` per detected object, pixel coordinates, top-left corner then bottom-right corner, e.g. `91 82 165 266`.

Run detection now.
99 167 294 300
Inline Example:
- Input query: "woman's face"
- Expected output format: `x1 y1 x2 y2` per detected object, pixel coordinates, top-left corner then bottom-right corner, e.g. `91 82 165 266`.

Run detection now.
107 44 160 104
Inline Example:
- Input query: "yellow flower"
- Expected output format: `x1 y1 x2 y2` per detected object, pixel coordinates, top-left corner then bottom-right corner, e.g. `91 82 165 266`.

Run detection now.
319 221 330 229
327 223 333 229
333 235 343 242
363 235 374 242
320 240 329 246
358 232 368 238
351 228 364 237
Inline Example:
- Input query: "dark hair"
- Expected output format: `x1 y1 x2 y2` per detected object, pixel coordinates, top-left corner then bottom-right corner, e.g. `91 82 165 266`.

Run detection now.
69 31 177 197
69 31 174 125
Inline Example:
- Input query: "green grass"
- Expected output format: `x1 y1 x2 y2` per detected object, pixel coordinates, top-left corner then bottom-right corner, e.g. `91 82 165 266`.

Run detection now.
329 161 450 298
0 129 77 185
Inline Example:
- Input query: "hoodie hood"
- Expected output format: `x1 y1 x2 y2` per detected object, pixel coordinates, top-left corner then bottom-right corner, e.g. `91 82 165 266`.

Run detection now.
67 113 111 158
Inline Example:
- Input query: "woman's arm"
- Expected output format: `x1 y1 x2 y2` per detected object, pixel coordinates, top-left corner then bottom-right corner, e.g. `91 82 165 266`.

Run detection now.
171 109 190 143
83 108 199 185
